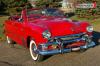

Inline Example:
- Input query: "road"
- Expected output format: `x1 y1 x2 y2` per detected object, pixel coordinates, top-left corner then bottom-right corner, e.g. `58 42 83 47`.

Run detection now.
0 31 100 66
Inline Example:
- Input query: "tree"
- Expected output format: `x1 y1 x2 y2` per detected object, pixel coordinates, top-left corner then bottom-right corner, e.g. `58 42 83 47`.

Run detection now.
0 0 15 15
0 0 30 15
35 0 62 8
0 0 15 8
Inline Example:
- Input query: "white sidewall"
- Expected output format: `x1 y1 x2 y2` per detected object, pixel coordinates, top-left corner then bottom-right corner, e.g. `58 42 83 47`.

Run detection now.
7 36 11 44
29 40 38 60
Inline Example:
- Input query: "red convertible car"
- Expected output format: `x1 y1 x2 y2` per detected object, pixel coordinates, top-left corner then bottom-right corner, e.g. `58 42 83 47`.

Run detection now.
4 8 95 61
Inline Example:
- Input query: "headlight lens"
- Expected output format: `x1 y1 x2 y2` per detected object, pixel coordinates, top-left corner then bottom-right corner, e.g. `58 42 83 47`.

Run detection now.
42 30 51 39
87 26 93 32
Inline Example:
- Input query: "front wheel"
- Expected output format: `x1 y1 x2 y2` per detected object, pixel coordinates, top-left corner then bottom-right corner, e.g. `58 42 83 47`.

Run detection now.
29 40 44 61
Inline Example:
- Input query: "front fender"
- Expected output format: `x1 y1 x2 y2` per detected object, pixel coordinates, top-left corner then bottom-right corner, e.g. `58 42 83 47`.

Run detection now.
25 25 48 46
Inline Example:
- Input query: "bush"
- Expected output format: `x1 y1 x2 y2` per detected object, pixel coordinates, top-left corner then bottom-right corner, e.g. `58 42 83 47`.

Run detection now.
75 0 100 19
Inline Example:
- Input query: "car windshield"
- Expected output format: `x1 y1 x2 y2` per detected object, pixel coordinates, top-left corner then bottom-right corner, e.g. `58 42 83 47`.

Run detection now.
27 8 64 17
27 9 43 20
27 9 42 15
43 8 64 17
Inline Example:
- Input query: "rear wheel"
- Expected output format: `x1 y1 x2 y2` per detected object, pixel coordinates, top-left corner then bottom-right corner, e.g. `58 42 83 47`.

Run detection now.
29 40 44 61
6 36 15 47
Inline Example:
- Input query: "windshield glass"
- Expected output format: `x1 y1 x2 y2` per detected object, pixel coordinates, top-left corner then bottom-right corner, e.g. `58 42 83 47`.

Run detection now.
27 9 42 16
44 8 64 17
27 8 64 17
27 9 43 21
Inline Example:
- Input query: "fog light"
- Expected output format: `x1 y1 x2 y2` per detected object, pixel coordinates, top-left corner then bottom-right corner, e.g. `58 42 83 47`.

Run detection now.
48 45 58 50
52 45 57 49
39 44 48 51
39 44 58 51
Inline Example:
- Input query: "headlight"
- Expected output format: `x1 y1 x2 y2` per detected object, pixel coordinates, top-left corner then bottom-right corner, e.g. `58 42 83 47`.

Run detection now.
42 30 51 39
86 26 93 32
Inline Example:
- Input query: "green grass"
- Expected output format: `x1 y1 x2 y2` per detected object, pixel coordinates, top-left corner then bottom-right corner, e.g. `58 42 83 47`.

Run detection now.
0 16 8 41
71 16 100 25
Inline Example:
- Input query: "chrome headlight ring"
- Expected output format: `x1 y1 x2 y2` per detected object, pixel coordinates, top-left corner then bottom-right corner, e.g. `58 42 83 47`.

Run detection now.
86 26 93 32
42 30 51 39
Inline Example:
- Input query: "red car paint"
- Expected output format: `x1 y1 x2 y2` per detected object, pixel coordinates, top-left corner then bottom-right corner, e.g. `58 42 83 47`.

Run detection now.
4 8 92 48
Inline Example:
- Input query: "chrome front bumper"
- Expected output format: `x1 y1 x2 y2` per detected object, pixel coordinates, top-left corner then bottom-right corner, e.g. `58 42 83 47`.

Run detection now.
36 41 95 55
35 33 96 55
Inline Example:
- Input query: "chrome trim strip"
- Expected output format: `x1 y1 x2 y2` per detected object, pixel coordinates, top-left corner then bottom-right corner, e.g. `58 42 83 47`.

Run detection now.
54 33 84 38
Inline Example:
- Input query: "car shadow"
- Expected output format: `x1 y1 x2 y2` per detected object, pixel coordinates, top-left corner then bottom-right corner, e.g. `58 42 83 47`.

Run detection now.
43 55 52 61
93 31 100 45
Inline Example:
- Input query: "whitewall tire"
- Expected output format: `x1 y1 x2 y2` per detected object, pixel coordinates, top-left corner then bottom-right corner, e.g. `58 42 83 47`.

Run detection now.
6 36 14 44
6 36 15 48
29 40 44 61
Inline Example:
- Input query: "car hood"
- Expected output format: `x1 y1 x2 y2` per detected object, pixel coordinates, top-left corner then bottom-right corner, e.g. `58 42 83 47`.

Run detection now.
30 18 88 37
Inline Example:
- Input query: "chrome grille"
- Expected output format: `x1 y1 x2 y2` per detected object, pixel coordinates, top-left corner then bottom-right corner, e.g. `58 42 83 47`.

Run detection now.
55 33 83 41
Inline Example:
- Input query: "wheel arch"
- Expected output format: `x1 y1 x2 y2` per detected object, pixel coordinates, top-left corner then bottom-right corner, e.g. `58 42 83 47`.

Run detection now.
26 36 31 48
26 36 36 48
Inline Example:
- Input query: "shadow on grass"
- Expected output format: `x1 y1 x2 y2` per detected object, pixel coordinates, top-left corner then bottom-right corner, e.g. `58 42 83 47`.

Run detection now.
93 31 100 45
43 55 53 61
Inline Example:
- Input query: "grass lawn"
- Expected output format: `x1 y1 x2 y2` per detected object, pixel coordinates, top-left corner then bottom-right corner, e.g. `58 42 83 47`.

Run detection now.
0 16 8 41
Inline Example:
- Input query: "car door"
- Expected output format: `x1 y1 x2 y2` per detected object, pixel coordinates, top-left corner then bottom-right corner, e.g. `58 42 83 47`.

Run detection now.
12 19 26 46
5 19 16 41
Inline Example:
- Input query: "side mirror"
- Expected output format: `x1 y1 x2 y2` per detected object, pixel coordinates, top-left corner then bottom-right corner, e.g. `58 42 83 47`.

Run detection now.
18 18 23 22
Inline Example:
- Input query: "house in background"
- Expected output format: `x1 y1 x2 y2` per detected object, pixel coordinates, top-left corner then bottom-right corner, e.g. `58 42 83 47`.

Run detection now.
60 0 76 13
28 0 37 7
28 0 76 14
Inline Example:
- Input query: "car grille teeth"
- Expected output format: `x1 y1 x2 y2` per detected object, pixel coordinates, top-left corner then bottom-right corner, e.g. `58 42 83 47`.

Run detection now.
55 33 83 41
60 36 80 40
